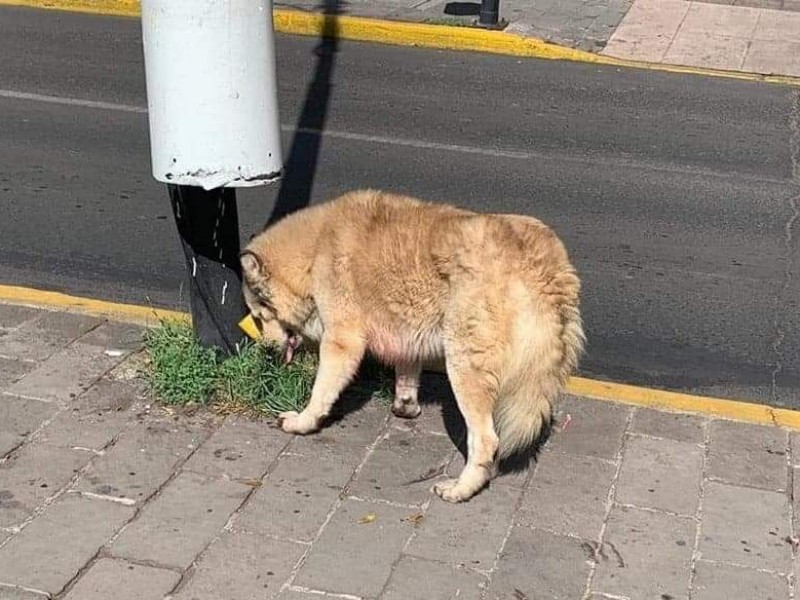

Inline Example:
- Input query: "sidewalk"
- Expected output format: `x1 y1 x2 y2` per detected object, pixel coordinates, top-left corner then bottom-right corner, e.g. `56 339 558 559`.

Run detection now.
0 303 797 599
276 0 800 77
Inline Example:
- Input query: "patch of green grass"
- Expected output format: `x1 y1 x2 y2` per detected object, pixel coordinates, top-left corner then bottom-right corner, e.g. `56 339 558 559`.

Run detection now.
217 342 317 415
141 319 394 416
143 319 218 405
423 17 476 27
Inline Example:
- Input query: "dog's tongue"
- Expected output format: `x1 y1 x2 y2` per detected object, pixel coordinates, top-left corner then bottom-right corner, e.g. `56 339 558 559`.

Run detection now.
284 335 299 363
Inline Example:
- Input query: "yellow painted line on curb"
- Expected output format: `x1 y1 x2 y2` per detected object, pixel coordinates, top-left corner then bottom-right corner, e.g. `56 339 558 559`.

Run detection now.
0 0 139 16
567 376 800 430
2 283 800 430
0 284 187 327
2 0 799 87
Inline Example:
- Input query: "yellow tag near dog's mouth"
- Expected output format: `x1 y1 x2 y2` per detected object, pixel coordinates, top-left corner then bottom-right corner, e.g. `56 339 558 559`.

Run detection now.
238 314 260 340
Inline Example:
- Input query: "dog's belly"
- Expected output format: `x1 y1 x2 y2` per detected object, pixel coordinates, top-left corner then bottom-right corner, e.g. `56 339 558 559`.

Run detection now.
366 324 443 366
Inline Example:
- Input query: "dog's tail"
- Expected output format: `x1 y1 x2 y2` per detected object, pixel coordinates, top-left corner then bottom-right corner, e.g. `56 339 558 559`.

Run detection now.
494 269 585 459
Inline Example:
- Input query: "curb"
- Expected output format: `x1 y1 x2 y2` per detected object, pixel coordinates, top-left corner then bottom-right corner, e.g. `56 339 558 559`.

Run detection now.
2 0 800 87
2 284 800 430
0 284 187 327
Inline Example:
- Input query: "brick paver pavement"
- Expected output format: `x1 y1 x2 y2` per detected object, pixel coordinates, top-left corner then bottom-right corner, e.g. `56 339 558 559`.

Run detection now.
0 303 796 599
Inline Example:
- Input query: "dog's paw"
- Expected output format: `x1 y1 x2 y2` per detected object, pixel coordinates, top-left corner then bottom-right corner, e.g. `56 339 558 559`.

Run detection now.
431 479 473 503
390 399 422 420
277 411 319 435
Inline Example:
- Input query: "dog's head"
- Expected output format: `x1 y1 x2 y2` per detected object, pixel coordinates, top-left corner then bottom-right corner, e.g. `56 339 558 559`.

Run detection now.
240 250 304 362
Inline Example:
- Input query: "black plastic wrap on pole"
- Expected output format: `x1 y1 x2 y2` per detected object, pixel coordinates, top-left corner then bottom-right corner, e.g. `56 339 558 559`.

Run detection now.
478 0 499 26
168 183 248 355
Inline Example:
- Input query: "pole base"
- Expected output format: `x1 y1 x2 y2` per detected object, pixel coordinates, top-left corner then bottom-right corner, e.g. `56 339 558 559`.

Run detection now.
474 16 507 29
168 184 248 355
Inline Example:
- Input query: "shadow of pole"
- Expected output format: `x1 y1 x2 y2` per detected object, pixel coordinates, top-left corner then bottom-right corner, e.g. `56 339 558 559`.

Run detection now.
268 0 341 225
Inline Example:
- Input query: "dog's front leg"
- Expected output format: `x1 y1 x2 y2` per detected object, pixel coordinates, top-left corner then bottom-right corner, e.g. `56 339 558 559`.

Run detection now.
278 330 366 435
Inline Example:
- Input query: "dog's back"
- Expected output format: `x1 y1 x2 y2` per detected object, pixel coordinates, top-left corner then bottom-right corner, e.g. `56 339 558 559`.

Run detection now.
244 189 583 502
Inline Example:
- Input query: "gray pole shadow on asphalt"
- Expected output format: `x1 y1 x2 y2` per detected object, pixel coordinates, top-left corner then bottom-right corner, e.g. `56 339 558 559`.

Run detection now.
267 0 341 225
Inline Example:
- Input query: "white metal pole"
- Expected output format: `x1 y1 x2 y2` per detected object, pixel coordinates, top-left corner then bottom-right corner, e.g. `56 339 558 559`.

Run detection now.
141 0 283 190
140 0 283 352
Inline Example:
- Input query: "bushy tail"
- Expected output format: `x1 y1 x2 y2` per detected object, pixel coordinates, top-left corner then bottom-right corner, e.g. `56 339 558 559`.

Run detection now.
494 270 585 459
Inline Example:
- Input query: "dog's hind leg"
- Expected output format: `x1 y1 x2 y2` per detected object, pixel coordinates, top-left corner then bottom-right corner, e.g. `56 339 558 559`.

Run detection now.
432 350 499 503
279 328 366 435
392 363 423 419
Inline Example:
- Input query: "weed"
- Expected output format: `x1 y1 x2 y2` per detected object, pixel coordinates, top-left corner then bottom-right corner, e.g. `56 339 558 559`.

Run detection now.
141 319 394 416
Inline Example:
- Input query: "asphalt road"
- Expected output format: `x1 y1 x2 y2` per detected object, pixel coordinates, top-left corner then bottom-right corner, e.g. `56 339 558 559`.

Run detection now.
0 6 798 405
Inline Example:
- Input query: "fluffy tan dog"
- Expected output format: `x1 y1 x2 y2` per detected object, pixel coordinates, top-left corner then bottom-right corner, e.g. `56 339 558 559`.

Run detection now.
240 189 584 502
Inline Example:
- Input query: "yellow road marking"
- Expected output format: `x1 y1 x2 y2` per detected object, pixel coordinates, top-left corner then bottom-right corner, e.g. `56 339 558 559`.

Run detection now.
0 284 187 326
567 376 800 429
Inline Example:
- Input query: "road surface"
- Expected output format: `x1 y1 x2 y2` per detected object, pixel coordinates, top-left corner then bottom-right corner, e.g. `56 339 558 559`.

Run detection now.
0 6 798 405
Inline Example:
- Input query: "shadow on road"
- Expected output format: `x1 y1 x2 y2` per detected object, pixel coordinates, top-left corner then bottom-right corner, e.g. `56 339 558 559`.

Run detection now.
267 0 341 225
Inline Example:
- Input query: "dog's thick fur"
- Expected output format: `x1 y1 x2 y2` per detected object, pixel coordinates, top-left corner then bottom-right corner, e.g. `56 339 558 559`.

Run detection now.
240 189 584 502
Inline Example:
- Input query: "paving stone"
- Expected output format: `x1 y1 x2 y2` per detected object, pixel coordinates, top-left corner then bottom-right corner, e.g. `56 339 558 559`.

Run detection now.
699 482 792 572
290 401 387 465
111 471 251 568
0 312 100 362
0 394 58 457
182 416 288 481
350 428 454 506
794 467 800 533
0 305 41 330
0 495 134 595
616 435 703 515
310 399 391 456
752 9 800 40
630 407 706 443
485 527 590 600
5 342 122 404
0 443 91 527
0 359 33 390
692 559 788 600
73 417 208 503
663 31 750 72
405 484 521 569
593 505 694 599
275 592 317 600
173 531 305 600
36 378 141 450
743 39 800 78
518 451 614 539
381 555 487 600
603 0 688 61
679 2 760 38
293 499 416 598
76 321 144 353
707 420 787 490
547 396 630 460
0 585 49 599
792 433 800 467
62 558 180 600
235 451 352 542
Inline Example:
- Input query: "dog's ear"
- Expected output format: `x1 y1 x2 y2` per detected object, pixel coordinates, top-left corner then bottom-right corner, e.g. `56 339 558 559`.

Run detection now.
240 251 269 281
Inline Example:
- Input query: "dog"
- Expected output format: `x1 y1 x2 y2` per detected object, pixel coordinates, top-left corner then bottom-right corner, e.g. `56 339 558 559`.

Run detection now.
240 189 584 502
